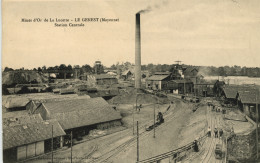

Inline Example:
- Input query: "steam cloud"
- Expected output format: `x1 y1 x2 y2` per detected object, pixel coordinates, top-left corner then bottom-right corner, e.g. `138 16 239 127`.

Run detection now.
137 0 169 14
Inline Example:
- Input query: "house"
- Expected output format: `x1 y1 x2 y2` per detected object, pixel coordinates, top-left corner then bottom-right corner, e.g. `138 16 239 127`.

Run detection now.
87 74 118 86
171 79 194 95
3 120 65 162
33 97 122 139
4 97 30 112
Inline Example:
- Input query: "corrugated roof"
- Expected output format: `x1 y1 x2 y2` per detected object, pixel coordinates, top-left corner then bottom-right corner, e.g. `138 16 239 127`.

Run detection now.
146 75 169 81
3 120 65 150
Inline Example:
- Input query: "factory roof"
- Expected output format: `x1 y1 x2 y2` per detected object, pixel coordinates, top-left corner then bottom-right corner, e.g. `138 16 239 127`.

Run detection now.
3 120 65 150
223 85 255 99
4 96 30 109
146 75 170 81
237 90 260 104
37 97 122 130
3 112 43 128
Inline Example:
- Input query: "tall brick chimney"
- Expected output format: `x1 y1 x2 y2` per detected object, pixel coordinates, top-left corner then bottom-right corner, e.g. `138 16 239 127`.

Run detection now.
135 13 141 89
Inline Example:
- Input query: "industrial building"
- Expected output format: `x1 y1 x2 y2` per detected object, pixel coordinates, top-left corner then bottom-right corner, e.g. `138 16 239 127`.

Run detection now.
33 97 122 139
3 120 65 162
3 97 30 112
237 90 260 121
171 79 194 95
146 72 174 91
87 74 118 86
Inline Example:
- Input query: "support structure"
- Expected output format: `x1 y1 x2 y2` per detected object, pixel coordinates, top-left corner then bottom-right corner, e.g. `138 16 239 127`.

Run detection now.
137 121 139 162
133 105 135 135
154 104 156 138
71 131 73 163
256 87 259 160
51 125 53 163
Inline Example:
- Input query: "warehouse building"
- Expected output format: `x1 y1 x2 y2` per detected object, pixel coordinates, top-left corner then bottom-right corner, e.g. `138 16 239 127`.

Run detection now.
33 97 122 141
3 120 65 162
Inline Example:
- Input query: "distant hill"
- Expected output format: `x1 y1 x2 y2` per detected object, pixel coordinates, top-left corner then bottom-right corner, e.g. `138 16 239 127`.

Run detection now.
2 71 48 86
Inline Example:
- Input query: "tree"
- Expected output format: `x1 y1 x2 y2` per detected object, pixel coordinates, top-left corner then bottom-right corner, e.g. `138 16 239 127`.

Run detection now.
3 67 14 72
42 65 47 71
218 67 226 76
37 67 42 72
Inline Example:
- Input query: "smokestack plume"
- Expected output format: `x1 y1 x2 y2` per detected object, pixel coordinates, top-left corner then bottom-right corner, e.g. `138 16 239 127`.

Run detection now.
135 13 141 89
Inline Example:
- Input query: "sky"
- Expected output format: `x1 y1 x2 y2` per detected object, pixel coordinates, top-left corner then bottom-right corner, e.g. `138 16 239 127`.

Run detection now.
2 0 260 69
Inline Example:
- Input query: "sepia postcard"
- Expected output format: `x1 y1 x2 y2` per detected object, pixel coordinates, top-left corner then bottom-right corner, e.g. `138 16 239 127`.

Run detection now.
2 0 260 163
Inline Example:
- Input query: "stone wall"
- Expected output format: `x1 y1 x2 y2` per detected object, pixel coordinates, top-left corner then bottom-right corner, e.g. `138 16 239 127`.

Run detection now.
227 130 256 162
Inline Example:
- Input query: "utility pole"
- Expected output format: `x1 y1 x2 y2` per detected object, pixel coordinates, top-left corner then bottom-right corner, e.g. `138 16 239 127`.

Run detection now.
154 103 156 138
137 121 139 162
133 105 135 135
256 87 259 160
71 131 73 163
184 80 186 96
51 125 53 163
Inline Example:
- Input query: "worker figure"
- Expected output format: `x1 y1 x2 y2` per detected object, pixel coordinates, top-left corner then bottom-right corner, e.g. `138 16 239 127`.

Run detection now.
207 127 211 137
214 128 218 138
219 128 224 138
193 140 199 152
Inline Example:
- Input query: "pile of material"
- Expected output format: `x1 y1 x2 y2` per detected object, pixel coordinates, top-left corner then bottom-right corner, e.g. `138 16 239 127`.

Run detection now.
108 88 170 104
2 71 48 86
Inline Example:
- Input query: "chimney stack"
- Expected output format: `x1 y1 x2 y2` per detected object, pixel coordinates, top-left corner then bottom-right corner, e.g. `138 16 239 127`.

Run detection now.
135 13 141 89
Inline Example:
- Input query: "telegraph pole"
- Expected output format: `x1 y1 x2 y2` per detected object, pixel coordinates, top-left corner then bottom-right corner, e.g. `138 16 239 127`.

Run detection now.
256 87 259 160
137 121 139 162
51 125 53 163
133 105 135 135
71 131 73 163
154 103 156 138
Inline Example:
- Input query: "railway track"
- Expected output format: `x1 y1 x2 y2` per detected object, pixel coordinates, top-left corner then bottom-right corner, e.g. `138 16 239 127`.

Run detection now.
86 100 194 163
